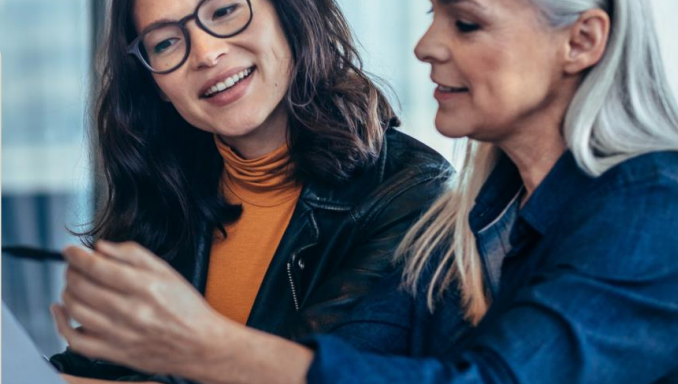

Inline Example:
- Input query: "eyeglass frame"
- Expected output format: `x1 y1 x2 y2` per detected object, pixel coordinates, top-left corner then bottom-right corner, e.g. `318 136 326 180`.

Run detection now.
126 0 254 75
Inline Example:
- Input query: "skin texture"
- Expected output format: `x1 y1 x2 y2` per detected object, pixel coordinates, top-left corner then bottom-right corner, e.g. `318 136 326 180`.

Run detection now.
135 0 294 159
54 242 311 384
52 0 610 383
417 0 608 198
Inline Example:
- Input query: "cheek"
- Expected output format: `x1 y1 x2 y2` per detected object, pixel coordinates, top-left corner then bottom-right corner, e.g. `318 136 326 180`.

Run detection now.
471 50 551 122
265 35 294 86
153 77 183 104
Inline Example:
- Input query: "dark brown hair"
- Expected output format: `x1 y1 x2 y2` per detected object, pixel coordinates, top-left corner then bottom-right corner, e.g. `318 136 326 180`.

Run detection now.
83 0 400 261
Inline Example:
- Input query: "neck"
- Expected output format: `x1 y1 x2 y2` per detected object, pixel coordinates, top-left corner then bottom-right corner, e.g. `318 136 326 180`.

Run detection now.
218 102 289 159
496 107 568 202
499 131 567 203
496 80 577 202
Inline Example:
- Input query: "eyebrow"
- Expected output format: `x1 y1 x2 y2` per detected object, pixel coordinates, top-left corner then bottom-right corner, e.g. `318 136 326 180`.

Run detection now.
139 17 185 35
440 0 487 10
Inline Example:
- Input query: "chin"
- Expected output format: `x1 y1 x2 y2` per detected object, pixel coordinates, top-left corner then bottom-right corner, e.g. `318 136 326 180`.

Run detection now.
434 117 474 139
210 113 267 137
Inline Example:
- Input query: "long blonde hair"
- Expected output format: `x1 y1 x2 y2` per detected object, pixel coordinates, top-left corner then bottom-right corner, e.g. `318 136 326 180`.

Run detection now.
397 0 678 324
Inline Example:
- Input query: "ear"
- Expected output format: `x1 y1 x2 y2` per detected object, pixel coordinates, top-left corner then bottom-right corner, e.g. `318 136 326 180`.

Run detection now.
562 9 610 75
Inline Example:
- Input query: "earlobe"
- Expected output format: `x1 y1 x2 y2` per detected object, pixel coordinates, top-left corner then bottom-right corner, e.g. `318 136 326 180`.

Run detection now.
563 9 610 75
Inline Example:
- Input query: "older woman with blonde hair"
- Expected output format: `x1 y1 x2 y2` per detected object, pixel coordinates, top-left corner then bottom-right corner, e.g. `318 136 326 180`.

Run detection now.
54 0 678 383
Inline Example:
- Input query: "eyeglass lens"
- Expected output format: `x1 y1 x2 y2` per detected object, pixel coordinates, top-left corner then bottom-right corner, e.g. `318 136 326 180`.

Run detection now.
138 0 251 72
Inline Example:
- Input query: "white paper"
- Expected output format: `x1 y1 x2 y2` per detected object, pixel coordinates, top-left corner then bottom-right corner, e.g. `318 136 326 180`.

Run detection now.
2 301 67 384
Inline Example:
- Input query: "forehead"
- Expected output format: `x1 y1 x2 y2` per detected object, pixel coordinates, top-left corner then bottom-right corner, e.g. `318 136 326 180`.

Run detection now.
133 0 197 32
437 0 532 12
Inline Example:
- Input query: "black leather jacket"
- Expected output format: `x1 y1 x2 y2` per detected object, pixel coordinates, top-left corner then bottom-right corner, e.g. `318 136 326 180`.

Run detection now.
50 128 452 382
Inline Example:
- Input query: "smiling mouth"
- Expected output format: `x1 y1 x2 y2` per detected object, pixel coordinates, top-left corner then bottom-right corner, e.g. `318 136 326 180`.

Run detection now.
437 85 469 93
202 66 256 98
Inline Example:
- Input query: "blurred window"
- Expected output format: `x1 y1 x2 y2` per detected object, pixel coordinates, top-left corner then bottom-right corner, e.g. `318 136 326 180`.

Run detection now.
1 0 95 355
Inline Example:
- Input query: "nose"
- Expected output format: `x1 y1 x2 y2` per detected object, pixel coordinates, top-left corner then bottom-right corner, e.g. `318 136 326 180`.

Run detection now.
414 20 451 64
188 26 230 70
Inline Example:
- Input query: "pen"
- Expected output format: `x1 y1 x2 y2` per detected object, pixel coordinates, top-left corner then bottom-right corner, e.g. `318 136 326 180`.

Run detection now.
1 246 65 262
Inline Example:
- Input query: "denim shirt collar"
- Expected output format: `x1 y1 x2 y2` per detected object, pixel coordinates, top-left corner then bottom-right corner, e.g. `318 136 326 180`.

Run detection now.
470 150 594 238
469 153 523 234
518 151 594 236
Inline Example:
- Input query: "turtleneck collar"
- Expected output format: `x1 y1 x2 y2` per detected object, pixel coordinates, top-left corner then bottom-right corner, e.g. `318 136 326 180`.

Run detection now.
214 135 301 208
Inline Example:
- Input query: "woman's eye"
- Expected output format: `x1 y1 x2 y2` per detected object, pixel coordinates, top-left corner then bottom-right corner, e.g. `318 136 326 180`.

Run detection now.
455 20 480 33
212 5 237 20
154 38 178 54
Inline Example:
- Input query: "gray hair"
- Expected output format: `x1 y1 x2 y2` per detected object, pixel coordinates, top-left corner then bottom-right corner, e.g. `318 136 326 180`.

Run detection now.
537 0 678 174
398 0 678 324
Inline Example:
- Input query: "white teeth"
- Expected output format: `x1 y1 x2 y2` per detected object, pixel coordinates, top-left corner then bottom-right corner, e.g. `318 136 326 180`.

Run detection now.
204 68 254 97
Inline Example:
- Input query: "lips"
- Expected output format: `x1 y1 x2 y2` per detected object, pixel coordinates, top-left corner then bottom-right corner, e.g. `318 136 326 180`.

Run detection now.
433 81 469 102
199 66 256 98
437 85 469 93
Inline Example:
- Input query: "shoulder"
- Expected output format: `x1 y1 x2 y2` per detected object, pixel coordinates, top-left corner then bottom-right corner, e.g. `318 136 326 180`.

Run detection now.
351 129 453 224
562 150 678 220
590 150 678 195
381 129 452 179
547 150 678 278
301 128 453 218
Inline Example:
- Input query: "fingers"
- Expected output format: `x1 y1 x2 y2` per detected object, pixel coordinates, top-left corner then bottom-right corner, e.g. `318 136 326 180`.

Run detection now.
52 304 127 365
95 241 167 273
64 266 129 318
62 245 146 294
61 281 135 338
63 266 166 333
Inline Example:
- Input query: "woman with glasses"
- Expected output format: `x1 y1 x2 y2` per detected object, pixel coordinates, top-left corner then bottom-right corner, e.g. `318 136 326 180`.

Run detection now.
48 0 449 382
54 0 678 383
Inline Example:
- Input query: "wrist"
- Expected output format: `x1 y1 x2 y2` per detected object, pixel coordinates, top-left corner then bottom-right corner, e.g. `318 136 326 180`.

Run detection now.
182 313 240 382
187 319 312 384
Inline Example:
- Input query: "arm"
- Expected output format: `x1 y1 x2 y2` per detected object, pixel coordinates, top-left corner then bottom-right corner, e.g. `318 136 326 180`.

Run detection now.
297 173 448 345
305 178 678 384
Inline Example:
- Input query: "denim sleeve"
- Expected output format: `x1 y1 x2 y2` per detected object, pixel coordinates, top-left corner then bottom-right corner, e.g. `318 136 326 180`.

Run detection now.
327 268 413 355
468 178 678 384
306 173 678 384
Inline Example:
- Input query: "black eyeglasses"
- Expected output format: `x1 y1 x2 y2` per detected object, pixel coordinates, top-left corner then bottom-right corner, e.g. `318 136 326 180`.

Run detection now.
127 0 253 74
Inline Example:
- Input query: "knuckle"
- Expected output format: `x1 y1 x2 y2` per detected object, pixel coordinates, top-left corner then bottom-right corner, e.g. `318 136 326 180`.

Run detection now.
130 303 152 326
120 241 139 253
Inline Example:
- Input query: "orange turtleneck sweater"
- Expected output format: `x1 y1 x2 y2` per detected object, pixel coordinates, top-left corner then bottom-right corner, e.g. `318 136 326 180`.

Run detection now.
205 137 303 325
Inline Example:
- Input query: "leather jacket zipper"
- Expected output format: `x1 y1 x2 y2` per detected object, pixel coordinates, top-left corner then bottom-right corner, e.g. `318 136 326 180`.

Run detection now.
286 261 300 311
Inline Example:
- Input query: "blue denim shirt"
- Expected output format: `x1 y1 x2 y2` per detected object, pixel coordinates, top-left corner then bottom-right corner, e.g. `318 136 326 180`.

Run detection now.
306 150 678 384
323 155 524 358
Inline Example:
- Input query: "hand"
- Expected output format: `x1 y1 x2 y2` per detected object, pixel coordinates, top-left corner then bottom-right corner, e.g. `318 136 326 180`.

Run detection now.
52 241 228 378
